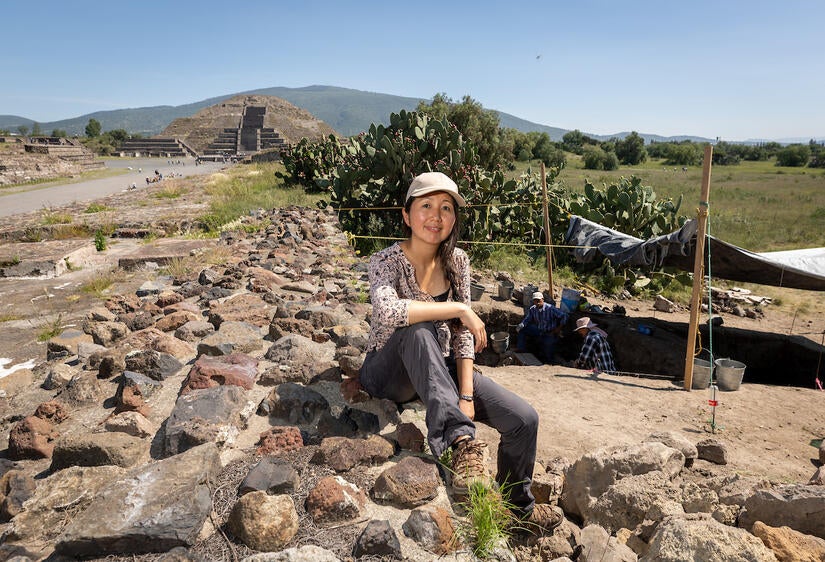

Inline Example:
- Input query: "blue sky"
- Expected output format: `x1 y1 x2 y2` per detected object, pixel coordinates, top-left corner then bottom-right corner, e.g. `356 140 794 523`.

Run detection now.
2 0 823 141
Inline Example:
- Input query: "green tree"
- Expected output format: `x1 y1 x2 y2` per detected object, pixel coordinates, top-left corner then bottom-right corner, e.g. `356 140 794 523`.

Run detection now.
31 122 42 136
85 118 102 138
664 142 701 166
532 133 565 168
583 146 619 170
51 129 68 138
615 132 647 165
562 129 597 154
416 92 451 120
17 125 29 136
711 142 741 165
646 141 670 159
417 94 512 170
531 133 554 162
108 129 128 144
775 144 811 167
509 130 534 161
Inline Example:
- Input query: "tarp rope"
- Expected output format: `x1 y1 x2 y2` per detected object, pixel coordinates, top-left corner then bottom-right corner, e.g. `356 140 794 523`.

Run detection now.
344 233 597 251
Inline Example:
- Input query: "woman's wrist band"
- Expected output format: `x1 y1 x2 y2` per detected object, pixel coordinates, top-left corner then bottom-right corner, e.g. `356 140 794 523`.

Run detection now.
459 394 474 402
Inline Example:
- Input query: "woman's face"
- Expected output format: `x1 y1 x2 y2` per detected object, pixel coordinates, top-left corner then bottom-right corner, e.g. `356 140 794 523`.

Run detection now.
403 191 457 246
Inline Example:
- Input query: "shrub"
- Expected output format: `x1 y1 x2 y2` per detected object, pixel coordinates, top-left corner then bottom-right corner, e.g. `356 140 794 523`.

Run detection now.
775 144 811 167
94 230 107 251
583 147 619 171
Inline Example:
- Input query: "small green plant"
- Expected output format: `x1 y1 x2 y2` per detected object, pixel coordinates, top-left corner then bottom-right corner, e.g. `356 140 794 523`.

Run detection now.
439 446 453 467
94 230 107 251
52 224 92 239
0 312 23 322
140 231 159 244
80 274 115 297
240 218 271 234
456 481 518 558
153 186 185 199
0 255 21 267
355 287 370 304
22 227 44 242
41 211 73 225
84 203 109 213
161 256 191 278
63 257 81 271
37 313 64 341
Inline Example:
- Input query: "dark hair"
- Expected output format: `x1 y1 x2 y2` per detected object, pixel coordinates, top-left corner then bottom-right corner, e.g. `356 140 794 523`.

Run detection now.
403 195 462 297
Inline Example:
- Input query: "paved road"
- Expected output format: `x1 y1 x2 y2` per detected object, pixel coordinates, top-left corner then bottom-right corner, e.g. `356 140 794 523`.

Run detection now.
0 157 227 219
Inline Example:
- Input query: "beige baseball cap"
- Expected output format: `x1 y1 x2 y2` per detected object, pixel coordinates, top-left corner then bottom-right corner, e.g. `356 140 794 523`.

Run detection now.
405 172 467 207
532 291 545 301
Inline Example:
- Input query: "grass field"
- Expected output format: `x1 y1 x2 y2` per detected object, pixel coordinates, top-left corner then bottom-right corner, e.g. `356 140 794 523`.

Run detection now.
200 163 323 232
514 156 825 253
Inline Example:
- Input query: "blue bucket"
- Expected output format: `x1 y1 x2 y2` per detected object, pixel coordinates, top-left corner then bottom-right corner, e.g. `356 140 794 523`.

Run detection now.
560 288 581 314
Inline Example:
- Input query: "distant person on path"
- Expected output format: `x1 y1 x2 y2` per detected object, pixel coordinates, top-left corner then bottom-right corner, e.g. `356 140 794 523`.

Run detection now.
515 291 568 363
573 316 616 373
357 171 563 533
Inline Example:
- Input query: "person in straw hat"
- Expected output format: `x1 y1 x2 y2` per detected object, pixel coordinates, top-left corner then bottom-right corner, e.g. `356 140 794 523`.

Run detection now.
573 316 616 373
515 290 568 363
358 171 563 532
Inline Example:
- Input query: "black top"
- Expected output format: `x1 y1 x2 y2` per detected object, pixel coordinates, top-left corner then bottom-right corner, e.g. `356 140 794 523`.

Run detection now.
432 289 450 302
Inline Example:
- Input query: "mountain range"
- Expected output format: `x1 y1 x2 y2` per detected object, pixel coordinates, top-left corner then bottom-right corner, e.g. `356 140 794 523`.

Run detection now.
0 84 730 144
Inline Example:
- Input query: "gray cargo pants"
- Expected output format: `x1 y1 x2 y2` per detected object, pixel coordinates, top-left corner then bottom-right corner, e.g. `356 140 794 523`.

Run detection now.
360 322 538 512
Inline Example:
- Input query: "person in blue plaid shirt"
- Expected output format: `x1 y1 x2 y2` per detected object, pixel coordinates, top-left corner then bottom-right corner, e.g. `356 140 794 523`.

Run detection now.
515 291 568 364
573 316 617 373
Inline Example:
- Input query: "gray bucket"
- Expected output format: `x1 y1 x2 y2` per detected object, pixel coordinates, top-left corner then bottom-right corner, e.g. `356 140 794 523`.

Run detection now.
490 331 509 354
522 284 538 307
470 283 485 301
715 358 746 391
692 358 713 389
497 281 514 300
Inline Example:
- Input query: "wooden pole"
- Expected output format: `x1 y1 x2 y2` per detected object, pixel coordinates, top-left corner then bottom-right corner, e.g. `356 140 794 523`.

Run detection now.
684 144 714 391
541 163 555 298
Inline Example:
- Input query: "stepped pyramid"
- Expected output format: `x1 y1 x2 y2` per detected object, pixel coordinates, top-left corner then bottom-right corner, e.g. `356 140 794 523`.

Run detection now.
161 94 338 156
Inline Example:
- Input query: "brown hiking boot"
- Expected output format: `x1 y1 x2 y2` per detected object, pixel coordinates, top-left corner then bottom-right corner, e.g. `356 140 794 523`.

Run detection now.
450 438 492 494
522 504 565 533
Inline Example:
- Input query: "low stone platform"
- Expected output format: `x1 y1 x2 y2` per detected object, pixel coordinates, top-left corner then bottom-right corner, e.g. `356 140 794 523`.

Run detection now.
0 238 219 278
117 238 219 270
0 240 95 278
513 351 543 366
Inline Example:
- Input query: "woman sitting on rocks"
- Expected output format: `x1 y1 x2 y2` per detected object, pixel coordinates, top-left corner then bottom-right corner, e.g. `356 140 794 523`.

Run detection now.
358 171 563 532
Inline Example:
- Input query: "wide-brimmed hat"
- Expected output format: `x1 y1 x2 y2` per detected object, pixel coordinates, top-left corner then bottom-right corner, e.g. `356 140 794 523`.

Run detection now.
574 317 596 331
531 291 544 301
405 172 467 207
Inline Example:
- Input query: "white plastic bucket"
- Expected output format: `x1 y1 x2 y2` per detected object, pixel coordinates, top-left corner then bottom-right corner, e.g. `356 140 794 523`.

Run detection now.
692 358 713 389
715 358 746 391
560 288 581 314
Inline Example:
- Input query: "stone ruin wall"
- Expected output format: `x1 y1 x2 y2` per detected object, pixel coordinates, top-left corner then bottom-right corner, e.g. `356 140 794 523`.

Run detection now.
0 137 103 186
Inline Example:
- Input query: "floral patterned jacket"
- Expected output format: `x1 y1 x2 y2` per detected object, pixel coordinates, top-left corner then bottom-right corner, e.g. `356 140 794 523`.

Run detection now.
366 243 475 359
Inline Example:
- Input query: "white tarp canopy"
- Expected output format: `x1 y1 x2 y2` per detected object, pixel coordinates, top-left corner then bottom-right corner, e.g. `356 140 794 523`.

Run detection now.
564 215 825 291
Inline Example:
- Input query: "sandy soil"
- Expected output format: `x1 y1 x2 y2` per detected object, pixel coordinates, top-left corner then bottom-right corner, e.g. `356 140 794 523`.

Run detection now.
474 288 825 485
477 364 823 484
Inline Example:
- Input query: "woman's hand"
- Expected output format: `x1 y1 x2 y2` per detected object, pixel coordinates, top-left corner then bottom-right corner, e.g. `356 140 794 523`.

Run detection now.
459 305 487 353
459 398 475 420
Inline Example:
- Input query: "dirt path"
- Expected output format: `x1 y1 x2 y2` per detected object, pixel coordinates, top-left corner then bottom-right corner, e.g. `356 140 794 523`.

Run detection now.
0 157 224 217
